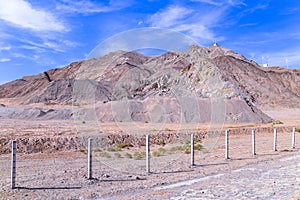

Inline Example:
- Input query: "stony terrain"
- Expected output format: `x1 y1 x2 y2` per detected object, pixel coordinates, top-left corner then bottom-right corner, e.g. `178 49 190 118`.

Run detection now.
1 45 299 124
0 125 299 199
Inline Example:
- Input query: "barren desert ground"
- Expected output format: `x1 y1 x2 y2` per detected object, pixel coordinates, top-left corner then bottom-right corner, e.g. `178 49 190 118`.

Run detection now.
0 108 299 199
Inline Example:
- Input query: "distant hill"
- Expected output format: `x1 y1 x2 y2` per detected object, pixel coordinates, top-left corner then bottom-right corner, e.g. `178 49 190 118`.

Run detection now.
0 45 299 123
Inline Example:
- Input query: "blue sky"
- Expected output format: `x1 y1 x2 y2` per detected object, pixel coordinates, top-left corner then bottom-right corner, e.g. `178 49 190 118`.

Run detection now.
0 0 299 84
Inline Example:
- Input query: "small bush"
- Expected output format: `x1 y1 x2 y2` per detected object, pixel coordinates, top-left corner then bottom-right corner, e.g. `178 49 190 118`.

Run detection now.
152 151 161 157
295 128 300 133
194 139 202 143
100 152 111 158
169 146 185 152
133 152 145 160
107 147 116 152
185 139 202 145
115 146 122 151
155 140 165 146
164 127 171 131
124 153 133 159
93 148 101 152
79 149 86 154
272 120 283 125
114 152 122 158
116 143 133 149
157 147 167 154
184 147 191 154
194 144 202 151
140 151 146 157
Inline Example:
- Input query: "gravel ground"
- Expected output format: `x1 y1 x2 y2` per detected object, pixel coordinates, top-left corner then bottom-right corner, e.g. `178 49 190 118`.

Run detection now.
0 127 299 199
153 154 300 200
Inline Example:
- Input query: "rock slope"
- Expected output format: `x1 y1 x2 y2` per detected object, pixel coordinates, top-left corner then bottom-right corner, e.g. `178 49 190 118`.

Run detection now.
0 45 299 123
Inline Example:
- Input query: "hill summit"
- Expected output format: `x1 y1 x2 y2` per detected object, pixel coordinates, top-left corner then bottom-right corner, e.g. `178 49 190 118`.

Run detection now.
0 45 299 123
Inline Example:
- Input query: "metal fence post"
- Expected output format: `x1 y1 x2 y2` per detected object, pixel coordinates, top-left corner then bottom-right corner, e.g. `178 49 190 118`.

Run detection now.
252 130 256 156
225 130 229 159
146 135 150 174
88 138 92 179
11 140 16 189
292 127 296 149
190 133 194 167
274 128 277 151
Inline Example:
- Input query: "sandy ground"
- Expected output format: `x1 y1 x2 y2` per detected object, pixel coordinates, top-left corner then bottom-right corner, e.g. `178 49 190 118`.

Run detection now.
262 108 300 125
0 125 299 199
0 107 299 199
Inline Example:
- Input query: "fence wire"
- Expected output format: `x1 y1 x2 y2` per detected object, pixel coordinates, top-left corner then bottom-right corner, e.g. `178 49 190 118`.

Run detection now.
0 127 299 195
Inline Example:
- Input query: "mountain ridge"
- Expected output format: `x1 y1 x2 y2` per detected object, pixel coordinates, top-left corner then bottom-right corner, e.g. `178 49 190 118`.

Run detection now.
0 45 299 123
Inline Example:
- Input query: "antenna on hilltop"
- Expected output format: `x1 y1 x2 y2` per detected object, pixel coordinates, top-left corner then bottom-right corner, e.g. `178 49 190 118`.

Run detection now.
213 39 218 46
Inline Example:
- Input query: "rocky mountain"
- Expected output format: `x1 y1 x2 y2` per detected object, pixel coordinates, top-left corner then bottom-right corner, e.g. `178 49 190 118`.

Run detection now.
0 45 299 124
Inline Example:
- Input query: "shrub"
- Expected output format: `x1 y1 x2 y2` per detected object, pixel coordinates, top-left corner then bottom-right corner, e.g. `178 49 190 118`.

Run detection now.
133 152 145 160
194 139 202 143
79 149 86 154
295 128 300 133
155 140 165 146
114 152 122 158
124 153 133 159
152 151 161 157
272 120 283 125
107 147 116 152
194 144 202 151
157 147 167 154
100 152 111 158
164 128 171 131
115 146 122 151
184 147 191 154
116 143 133 149
169 146 185 152
185 139 202 145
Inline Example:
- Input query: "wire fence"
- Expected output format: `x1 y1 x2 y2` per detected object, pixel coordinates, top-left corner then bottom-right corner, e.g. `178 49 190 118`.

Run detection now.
0 127 299 195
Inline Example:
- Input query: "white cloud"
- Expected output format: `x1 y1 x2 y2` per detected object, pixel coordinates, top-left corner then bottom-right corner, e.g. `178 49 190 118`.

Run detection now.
239 23 258 27
0 0 66 32
149 5 226 42
11 52 39 61
191 0 246 6
150 5 193 27
61 40 79 48
190 0 223 6
227 0 247 6
18 39 73 53
280 7 299 15
237 3 268 18
0 58 10 62
56 0 132 14
0 46 11 51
